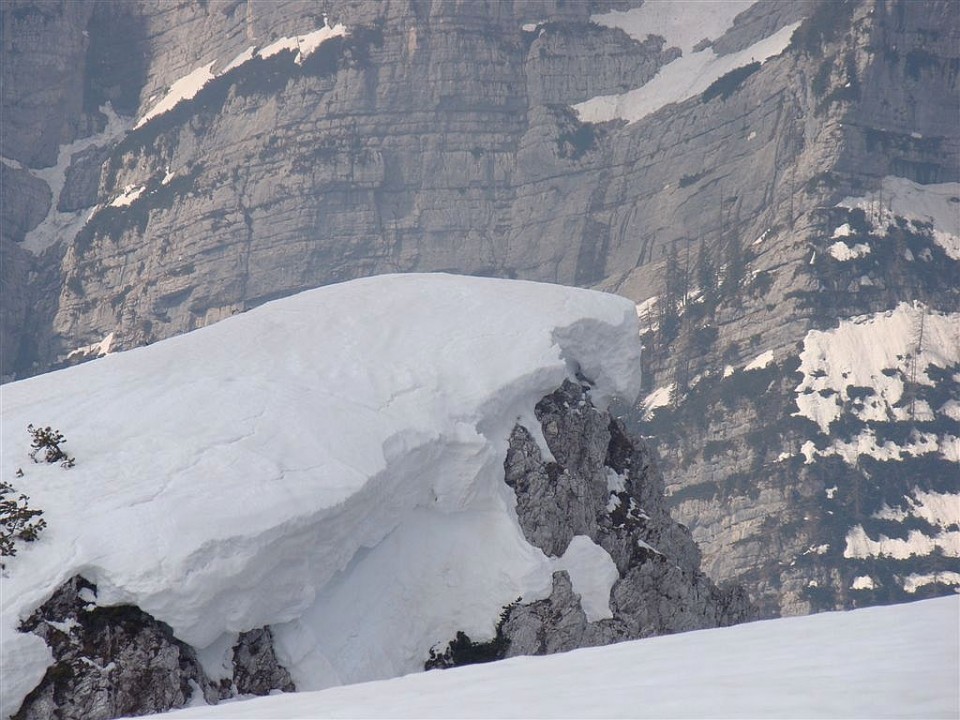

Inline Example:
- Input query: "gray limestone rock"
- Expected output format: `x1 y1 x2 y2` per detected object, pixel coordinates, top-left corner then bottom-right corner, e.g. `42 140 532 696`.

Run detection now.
438 380 754 663
232 628 296 697
14 577 213 720
58 146 112 213
501 571 629 657
1 164 51 244
14 576 295 720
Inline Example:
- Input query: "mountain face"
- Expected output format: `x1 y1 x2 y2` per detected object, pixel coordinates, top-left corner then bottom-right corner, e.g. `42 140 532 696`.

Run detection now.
2 0 958 619
1 275 748 719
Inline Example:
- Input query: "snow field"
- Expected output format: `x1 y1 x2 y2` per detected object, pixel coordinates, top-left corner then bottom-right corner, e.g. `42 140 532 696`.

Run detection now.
575 0 799 124
843 489 960 563
592 1 758 55
794 302 960 436
139 595 959 719
0 274 642 718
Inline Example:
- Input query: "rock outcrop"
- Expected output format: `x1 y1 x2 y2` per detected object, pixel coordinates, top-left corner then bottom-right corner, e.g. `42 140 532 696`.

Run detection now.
431 380 752 664
14 577 294 720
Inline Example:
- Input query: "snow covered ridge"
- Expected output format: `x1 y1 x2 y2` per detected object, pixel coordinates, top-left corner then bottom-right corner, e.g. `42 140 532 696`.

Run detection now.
574 1 800 124
136 24 347 129
140 596 959 720
0 274 642 719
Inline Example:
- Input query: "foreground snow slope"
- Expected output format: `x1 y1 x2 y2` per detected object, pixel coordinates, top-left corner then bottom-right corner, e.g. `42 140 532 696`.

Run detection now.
144 595 959 719
0 274 642 718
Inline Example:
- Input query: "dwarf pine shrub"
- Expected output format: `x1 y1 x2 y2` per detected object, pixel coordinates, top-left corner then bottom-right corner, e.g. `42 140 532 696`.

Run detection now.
28 424 75 468
0 480 46 568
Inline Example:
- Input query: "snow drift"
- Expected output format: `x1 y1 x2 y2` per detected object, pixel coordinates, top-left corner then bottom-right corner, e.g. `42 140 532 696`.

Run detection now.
0 274 642 718
141 595 959 720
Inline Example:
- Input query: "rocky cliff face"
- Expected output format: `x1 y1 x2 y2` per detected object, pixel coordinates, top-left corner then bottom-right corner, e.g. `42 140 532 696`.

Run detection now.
634 0 959 616
2 0 957 615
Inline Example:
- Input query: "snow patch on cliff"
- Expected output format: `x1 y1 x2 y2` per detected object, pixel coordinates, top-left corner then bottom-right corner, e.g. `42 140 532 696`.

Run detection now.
794 303 960 434
67 332 116 361
744 350 774 371
136 24 347 129
573 17 800 124
843 525 960 560
592 1 757 55
838 177 960 260
850 575 876 590
903 572 960 594
0 274 643 718
642 384 674 419
259 24 347 64
804 428 955 466
136 62 216 129
828 240 871 261
109 185 146 207
874 489 960 531
21 104 131 254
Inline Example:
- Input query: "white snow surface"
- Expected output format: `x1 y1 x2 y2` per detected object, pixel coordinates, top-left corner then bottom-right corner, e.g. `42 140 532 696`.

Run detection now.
136 61 216 129
258 24 347 64
744 349 774 371
832 222 853 238
140 596 959 719
887 489 960 529
794 302 960 434
109 185 146 208
634 296 658 334
850 575 876 590
838 176 960 260
843 525 960 561
903 572 960 594
551 536 618 622
574 10 800 125
66 332 116 361
808 428 955 466
827 240 871 261
0 274 643 718
641 383 674 419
